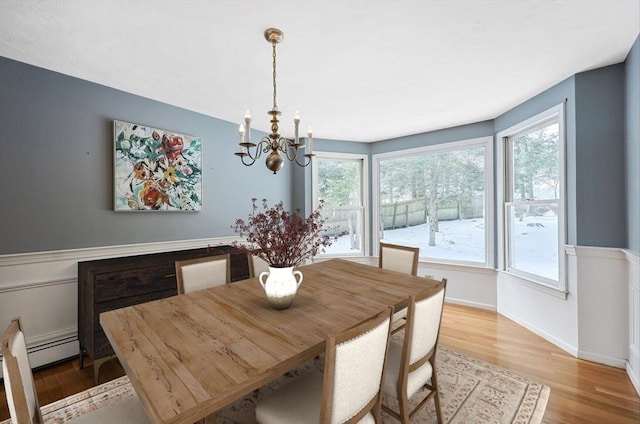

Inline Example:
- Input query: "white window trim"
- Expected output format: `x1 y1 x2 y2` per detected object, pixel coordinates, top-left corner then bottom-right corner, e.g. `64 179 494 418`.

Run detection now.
496 103 568 293
372 136 494 268
312 151 369 257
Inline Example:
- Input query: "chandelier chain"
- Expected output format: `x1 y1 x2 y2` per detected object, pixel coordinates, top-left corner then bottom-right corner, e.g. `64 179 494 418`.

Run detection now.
272 41 278 110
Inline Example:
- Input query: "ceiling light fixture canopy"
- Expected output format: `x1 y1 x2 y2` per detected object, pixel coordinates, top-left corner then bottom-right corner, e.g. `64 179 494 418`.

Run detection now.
234 28 313 174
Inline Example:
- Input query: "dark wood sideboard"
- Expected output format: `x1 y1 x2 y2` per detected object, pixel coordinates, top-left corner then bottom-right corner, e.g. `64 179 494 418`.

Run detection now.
78 245 249 383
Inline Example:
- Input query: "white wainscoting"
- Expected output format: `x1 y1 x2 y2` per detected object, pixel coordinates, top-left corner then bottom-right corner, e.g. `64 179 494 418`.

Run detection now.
626 250 640 395
498 246 633 371
574 246 629 368
0 237 238 378
1 241 636 389
497 267 580 357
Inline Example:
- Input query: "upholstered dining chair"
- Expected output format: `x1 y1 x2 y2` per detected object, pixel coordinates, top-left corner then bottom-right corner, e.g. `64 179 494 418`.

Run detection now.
382 280 447 424
247 253 270 279
379 242 419 276
255 307 393 424
379 242 420 333
2 317 149 423
175 253 231 294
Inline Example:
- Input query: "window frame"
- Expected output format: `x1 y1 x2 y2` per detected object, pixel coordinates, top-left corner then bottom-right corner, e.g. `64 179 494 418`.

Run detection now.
312 151 369 257
372 136 494 268
496 103 568 294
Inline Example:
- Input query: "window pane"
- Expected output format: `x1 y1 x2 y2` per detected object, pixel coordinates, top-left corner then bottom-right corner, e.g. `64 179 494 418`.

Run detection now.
506 203 559 281
378 146 486 263
511 122 560 201
504 112 562 286
316 159 363 255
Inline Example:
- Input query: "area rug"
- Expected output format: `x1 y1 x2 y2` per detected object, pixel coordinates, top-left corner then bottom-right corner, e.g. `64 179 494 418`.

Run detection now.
0 375 140 424
2 344 549 424
217 343 550 424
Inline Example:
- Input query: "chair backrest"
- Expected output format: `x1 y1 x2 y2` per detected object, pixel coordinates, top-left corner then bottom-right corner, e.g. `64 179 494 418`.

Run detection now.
321 307 392 424
2 317 44 424
400 280 447 395
175 254 231 294
379 242 419 276
247 253 270 278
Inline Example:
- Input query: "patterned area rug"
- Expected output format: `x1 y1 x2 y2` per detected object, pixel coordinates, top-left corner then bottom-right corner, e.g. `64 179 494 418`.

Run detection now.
217 343 550 424
1 344 549 424
0 376 142 424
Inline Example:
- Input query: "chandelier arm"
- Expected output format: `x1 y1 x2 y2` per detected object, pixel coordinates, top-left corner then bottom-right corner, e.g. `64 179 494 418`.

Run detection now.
239 154 257 167
253 137 273 159
281 138 301 161
293 153 314 168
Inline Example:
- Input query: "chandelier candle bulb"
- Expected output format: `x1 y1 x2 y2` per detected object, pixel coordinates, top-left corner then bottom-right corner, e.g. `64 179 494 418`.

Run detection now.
294 111 300 143
238 124 247 153
307 126 313 153
244 110 252 142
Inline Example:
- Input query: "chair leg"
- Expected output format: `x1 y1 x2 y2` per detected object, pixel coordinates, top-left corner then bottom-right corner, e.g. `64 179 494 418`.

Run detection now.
433 393 443 424
431 372 443 424
399 391 411 424
373 401 382 424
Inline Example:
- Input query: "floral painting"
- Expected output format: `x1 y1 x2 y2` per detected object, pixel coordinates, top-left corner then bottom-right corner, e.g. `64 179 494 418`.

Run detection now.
114 120 202 211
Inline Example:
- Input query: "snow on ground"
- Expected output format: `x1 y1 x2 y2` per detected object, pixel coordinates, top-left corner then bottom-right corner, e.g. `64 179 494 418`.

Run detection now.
323 215 558 280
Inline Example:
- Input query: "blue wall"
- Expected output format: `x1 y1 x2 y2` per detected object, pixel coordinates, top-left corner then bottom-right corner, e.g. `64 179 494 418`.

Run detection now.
574 64 626 247
371 121 494 155
0 57 290 254
626 37 640 254
494 76 577 245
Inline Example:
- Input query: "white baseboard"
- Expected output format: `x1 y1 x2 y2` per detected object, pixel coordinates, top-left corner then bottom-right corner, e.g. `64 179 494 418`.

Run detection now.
577 350 627 369
499 309 579 357
445 297 496 311
626 362 640 396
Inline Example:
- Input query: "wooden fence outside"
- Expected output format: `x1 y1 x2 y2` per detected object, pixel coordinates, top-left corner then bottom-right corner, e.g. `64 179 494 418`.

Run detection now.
321 195 483 237
380 195 483 230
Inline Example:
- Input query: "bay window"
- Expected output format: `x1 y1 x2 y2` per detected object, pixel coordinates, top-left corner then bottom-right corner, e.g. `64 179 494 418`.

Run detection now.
373 137 493 266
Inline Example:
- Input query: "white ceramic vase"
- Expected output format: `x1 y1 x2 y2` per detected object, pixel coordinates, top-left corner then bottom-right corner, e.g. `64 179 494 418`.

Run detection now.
259 266 303 310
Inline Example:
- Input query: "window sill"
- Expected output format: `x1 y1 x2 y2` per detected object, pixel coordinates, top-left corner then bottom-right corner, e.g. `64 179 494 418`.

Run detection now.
417 259 496 275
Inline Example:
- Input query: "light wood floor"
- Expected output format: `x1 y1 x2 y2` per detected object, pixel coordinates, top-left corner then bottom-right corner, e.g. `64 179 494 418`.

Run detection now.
1 303 638 423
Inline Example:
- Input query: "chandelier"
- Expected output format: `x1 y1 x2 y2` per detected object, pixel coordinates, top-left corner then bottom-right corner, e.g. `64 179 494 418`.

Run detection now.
234 28 314 174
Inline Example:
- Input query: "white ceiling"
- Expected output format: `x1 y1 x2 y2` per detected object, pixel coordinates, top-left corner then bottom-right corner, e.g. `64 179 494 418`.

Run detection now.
0 1 638 142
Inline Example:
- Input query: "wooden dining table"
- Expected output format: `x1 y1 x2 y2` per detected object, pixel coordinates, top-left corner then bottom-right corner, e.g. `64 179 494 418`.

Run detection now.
100 258 440 424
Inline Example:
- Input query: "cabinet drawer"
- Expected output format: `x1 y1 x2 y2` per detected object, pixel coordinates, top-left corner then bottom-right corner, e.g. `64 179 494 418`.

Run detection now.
95 263 177 302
